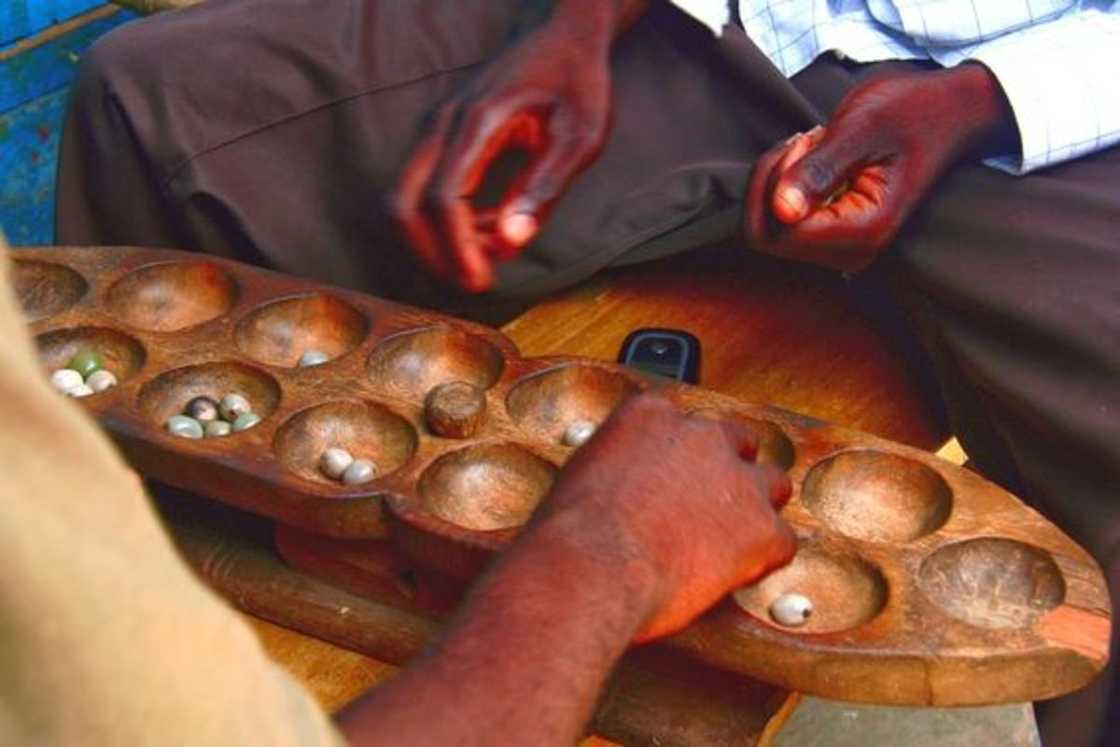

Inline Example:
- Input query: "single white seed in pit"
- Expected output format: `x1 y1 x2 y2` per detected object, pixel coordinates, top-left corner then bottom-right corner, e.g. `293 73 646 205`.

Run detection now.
67 383 95 399
205 420 233 438
562 420 597 447
167 415 204 439
85 369 118 393
298 349 330 367
770 593 813 627
219 393 251 421
50 369 84 393
341 459 377 485
320 447 355 480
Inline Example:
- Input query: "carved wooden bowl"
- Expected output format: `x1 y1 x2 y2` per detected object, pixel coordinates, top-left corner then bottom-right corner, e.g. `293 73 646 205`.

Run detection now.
13 247 1111 707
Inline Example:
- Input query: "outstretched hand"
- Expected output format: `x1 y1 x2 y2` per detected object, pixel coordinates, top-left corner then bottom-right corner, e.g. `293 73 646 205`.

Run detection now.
534 394 797 641
393 17 613 293
744 65 1015 272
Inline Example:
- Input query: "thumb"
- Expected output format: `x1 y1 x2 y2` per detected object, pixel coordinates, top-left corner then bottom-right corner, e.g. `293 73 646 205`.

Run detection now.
772 127 865 224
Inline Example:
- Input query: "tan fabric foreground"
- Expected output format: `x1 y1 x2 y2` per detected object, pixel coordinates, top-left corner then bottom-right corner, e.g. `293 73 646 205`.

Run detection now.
0 240 340 745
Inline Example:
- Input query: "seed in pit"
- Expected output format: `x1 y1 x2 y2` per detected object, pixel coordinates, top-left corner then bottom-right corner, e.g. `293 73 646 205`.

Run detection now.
562 420 597 448
770 593 813 627
219 393 251 421
167 415 204 439
319 447 355 480
85 369 118 393
205 420 232 438
232 412 262 432
298 349 330 367
341 459 377 485
68 349 103 378
50 369 84 393
67 384 94 399
185 395 220 423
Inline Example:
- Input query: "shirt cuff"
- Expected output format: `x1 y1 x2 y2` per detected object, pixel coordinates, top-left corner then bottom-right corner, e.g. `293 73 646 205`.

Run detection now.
962 12 1120 174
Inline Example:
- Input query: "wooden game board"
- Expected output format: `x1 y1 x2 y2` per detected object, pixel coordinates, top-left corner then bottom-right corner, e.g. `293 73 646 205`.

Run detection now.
13 246 1111 707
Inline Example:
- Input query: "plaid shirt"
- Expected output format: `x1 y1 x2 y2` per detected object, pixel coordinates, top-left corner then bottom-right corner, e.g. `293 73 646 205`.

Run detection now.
669 1 1120 174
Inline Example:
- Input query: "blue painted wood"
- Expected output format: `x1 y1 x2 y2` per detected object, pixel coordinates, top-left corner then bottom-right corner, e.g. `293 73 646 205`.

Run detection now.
0 6 137 245
2 1 110 47
0 10 136 113
0 88 68 245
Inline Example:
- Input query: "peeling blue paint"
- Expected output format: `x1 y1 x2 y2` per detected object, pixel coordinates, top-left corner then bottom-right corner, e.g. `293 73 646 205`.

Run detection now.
1 4 138 245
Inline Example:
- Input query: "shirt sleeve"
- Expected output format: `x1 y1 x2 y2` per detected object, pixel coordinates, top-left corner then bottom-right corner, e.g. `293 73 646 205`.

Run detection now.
958 7 1120 174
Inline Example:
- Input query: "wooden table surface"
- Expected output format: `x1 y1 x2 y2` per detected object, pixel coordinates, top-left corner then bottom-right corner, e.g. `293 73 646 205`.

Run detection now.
242 246 949 741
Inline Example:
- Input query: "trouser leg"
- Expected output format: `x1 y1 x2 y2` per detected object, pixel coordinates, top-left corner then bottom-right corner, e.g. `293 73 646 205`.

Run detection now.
57 0 813 316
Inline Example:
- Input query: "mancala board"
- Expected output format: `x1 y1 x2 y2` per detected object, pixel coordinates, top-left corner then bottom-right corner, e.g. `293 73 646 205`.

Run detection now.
11 246 1111 707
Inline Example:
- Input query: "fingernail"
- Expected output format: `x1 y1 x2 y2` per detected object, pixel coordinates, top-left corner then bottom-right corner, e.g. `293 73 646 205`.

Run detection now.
501 212 539 247
776 186 808 220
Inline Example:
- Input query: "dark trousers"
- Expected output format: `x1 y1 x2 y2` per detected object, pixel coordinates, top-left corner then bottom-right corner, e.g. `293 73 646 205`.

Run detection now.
56 1 1119 743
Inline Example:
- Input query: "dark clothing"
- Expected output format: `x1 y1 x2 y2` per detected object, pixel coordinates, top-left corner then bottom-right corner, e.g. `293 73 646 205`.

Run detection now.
57 1 1119 744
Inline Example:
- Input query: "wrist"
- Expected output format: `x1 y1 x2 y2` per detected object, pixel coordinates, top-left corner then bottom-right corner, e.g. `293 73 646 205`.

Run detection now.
938 63 1019 160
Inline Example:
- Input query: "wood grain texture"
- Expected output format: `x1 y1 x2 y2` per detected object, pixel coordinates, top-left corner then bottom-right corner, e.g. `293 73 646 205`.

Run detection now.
16 246 1109 708
503 247 944 449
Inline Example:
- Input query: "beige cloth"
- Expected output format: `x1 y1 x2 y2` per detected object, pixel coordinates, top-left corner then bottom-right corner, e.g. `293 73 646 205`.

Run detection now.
0 240 342 745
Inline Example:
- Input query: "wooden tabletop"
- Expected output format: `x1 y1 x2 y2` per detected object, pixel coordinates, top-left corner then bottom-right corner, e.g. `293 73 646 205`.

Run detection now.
241 246 949 740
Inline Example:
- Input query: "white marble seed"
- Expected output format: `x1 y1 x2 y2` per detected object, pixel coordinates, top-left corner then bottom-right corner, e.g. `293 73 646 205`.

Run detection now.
67 384 95 399
320 447 355 480
85 369 118 393
341 459 377 485
298 349 330 368
561 419 597 448
770 593 813 627
50 369 84 393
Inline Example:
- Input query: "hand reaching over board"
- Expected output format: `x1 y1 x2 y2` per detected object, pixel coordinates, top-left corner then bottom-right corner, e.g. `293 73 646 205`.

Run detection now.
528 392 797 641
743 65 1017 273
341 392 795 746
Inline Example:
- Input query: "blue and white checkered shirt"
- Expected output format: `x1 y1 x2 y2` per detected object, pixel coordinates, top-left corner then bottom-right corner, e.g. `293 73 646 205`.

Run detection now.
669 1 1120 174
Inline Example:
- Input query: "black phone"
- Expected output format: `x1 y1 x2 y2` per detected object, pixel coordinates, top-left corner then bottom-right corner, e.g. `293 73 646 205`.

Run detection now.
617 328 701 384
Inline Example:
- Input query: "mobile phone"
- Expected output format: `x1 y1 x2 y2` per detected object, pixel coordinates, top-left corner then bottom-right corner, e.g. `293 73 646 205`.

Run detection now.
617 328 701 384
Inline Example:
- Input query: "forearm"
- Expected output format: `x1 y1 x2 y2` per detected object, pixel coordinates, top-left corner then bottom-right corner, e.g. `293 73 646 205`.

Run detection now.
337 514 659 746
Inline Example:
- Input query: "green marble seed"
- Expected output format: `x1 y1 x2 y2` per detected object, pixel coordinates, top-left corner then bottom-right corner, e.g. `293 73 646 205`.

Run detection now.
232 412 261 432
167 415 204 439
68 349 103 378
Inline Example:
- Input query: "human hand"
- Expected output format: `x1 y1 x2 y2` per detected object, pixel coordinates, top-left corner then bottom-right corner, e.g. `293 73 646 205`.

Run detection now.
744 65 1013 272
393 14 614 292
532 394 796 642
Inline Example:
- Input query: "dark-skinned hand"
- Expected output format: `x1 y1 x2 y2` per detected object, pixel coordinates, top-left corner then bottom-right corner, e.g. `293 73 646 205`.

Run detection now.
393 10 616 293
530 393 797 641
744 64 1015 272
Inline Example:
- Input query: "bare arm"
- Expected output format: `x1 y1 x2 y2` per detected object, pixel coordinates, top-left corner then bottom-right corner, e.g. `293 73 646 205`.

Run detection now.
338 395 795 746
